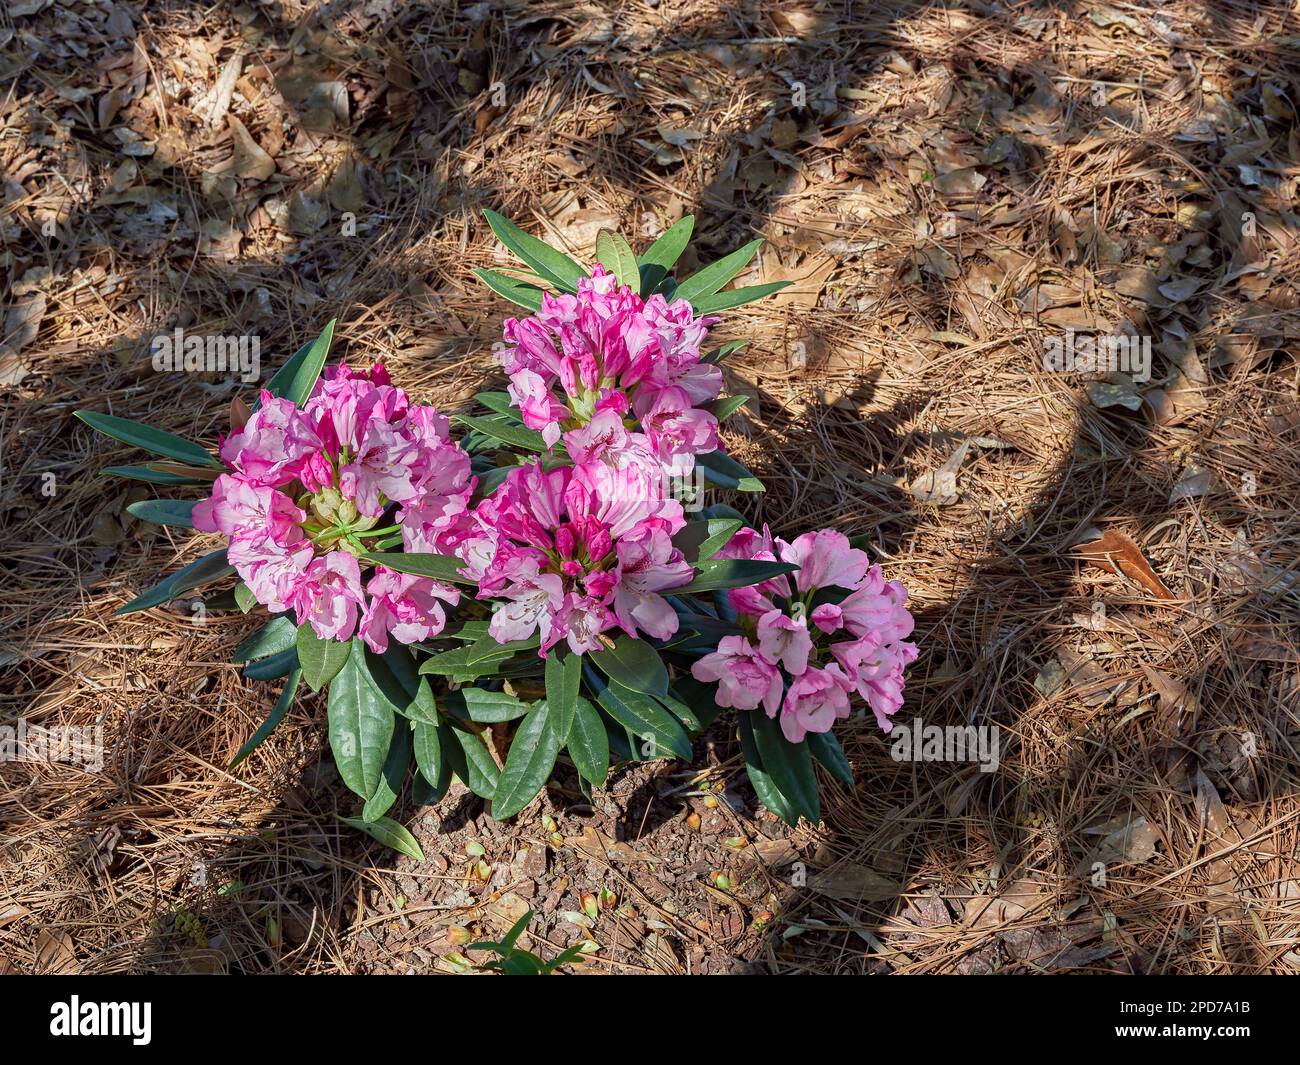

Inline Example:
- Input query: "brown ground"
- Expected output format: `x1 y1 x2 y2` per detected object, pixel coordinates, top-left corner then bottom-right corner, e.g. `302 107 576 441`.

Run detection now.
2 0 1300 974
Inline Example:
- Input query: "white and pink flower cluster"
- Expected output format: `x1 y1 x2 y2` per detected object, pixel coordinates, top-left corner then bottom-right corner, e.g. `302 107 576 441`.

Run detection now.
692 528 918 743
499 266 723 475
192 364 472 653
434 460 694 656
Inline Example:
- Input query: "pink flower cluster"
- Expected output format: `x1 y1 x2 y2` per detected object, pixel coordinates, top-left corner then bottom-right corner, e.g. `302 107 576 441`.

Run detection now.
193 364 473 653
499 266 723 474
435 460 693 656
692 528 917 743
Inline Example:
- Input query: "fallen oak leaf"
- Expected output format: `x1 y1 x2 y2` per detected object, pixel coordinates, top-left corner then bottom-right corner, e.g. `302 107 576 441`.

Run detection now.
1071 529 1175 600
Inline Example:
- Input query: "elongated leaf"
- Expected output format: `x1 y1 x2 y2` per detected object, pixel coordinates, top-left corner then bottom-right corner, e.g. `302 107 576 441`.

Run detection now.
452 413 548 453
233 582 257 613
483 209 586 291
697 517 743 561
675 558 797 595
418 644 506 678
544 649 582 743
807 730 854 786
364 645 440 724
567 696 609 786
751 713 819 824
328 647 397 802
362 551 473 585
337 815 425 861
445 687 531 724
638 215 694 271
711 395 752 422
491 703 560 819
242 647 299 680
590 634 668 696
412 719 443 790
696 449 764 492
691 280 791 314
590 672 692 761
473 391 521 419
473 267 545 310
739 714 798 826
596 229 639 289
102 464 211 486
117 549 233 615
75 410 222 468
448 721 501 799
363 717 412 822
702 338 749 364
230 669 301 768
234 616 298 662
126 499 196 528
296 624 353 692
263 319 336 408
674 238 764 304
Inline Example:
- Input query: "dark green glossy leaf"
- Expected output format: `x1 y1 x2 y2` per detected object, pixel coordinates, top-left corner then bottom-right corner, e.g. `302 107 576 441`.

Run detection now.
589 634 668 696
242 647 299 680
125 499 196 528
363 716 411 822
674 558 797 595
696 448 764 492
637 215 694 273
75 410 221 468
691 280 791 314
327 646 397 802
233 615 297 662
567 696 609 786
544 649 582 743
473 267 546 310
295 623 353 692
263 319 336 408
595 229 639 289
591 673 692 761
738 714 798 826
116 549 233 615
452 413 548 453
483 209 586 291
674 238 763 304
361 551 474 585
491 703 560 819
751 712 819 824
448 721 500 799
808 729 854 786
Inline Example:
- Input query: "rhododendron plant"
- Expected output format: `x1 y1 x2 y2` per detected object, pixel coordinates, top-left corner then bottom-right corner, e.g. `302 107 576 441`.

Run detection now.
76 211 918 857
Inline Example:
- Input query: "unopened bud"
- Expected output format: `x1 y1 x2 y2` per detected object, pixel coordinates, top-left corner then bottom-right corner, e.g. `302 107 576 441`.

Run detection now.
581 892 599 920
599 887 617 909
541 814 557 833
710 871 732 891
447 926 472 946
686 812 701 831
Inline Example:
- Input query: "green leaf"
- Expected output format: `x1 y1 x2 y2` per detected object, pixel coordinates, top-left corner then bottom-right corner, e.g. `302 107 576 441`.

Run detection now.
595 229 639 289
337 815 425 861
363 716 412 822
675 558 797 595
638 215 695 272
667 676 727 732
702 338 750 364
448 722 500 799
696 449 764 492
445 687 531 723
418 644 505 678
697 517 743 561
567 696 609 786
750 713 819 824
807 730 854 786
674 238 764 305
474 391 521 419
473 267 546 311
234 616 298 662
739 715 798 826
590 634 668 696
452 413 549 453
361 551 474 585
230 669 301 768
328 647 397 802
125 499 196 528
483 209 587 292
101 464 212 486
711 394 752 422
75 410 222 468
491 703 560 819
544 649 582 743
592 674 693 761
242 647 299 680
412 719 444 791
691 280 791 314
233 582 257 613
294 624 353 692
116 549 233 615
263 320 336 408
364 645 440 724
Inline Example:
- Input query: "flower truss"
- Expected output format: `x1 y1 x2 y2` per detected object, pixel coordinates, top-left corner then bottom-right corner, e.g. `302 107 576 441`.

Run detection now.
76 212 920 856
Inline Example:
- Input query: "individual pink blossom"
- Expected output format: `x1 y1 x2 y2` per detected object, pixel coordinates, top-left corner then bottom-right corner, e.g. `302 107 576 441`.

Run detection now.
778 529 870 594
832 634 919 730
756 608 813 675
292 550 366 641
692 635 783 716
780 665 852 743
359 567 460 654
219 393 323 488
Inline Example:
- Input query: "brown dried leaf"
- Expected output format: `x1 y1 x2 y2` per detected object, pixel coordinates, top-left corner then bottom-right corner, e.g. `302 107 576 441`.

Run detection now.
1072 529 1175 599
